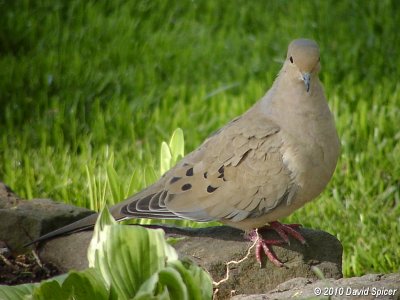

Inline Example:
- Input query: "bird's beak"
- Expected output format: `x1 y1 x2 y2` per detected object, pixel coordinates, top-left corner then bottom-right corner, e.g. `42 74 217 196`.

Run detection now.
302 72 311 93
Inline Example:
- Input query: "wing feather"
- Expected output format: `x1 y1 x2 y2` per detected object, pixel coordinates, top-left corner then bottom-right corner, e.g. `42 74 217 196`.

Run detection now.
112 109 296 226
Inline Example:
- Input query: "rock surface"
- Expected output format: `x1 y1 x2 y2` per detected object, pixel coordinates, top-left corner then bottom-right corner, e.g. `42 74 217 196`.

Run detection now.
39 225 343 299
232 273 400 300
4 182 396 300
0 182 93 252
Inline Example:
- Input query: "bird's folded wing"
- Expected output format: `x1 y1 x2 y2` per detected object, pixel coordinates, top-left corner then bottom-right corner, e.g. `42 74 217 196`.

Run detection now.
116 112 295 224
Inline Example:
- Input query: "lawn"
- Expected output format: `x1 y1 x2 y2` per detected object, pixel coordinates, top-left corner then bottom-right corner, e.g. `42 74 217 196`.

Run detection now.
0 0 399 278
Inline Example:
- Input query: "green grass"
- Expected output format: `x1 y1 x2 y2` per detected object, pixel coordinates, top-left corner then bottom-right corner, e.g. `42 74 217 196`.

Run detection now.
0 0 399 278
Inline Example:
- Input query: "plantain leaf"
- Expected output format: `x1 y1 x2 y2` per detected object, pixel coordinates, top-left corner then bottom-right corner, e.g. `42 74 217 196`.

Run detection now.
133 273 170 300
32 280 68 300
169 128 184 165
167 260 213 300
61 268 109 300
158 266 188 300
0 274 68 300
0 283 35 300
160 141 172 175
88 207 179 298
0 207 212 300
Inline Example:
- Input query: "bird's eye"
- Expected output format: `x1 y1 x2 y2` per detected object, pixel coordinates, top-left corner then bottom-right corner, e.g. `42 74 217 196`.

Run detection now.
289 56 294 63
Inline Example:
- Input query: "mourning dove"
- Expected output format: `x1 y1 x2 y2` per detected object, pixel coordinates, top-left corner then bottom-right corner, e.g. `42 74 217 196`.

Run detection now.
30 39 340 265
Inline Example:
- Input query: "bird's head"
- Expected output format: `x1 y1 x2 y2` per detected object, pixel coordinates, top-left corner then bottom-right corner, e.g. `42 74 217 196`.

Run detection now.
286 39 321 93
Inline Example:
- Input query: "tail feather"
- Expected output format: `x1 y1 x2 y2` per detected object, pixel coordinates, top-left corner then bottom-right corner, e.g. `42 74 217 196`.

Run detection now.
25 182 180 246
24 212 99 246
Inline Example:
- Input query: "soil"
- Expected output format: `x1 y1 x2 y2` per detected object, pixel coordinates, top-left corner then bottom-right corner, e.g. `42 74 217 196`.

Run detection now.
0 243 61 286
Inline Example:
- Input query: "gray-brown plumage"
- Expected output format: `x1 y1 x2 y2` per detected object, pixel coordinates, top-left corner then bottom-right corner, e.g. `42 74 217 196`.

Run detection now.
30 39 340 244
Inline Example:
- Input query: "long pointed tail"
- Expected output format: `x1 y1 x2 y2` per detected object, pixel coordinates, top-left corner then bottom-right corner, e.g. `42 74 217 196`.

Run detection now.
24 212 99 246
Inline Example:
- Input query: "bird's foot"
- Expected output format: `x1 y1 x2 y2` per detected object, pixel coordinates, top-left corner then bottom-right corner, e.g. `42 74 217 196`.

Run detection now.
247 221 306 267
265 221 306 245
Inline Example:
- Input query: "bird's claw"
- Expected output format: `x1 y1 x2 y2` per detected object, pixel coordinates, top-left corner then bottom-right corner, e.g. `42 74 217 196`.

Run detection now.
268 221 306 245
256 238 285 267
248 221 306 267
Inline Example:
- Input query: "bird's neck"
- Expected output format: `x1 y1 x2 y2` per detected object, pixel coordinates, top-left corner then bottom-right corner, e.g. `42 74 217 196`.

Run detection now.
262 70 326 114
256 70 332 137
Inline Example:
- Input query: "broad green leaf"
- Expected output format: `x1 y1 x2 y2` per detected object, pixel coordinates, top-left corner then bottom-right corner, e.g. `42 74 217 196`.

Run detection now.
160 128 185 175
167 260 212 300
160 141 172 175
87 205 117 268
88 208 179 299
32 280 68 300
158 267 187 300
180 261 213 300
132 272 159 300
190 265 213 300
0 274 69 300
169 128 184 165
133 260 212 300
0 283 35 300
61 268 109 300
132 273 170 300
1 207 211 300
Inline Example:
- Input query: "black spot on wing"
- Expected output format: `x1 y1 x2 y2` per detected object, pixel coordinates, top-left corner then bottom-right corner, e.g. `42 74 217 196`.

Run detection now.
170 176 182 184
207 185 218 193
186 168 194 176
181 183 192 191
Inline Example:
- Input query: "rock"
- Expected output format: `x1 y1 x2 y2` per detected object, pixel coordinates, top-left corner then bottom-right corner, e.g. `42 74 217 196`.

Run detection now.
39 225 343 299
169 226 342 299
0 181 345 297
232 273 400 300
0 182 94 253
1 181 395 299
39 231 93 272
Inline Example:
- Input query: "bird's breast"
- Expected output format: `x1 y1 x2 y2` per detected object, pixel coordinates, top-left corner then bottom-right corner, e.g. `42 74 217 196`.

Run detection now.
280 114 340 205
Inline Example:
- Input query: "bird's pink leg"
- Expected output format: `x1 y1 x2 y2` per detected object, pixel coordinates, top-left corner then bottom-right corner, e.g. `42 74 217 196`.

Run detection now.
257 238 285 267
267 221 306 245
247 221 306 267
